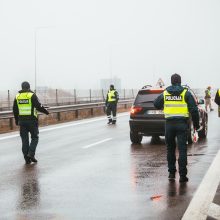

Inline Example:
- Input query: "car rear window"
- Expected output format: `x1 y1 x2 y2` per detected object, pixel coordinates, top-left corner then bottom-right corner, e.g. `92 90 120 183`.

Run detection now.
135 90 163 105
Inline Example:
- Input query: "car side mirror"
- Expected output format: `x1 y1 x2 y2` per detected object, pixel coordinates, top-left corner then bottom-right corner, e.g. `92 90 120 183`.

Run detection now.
198 99 204 105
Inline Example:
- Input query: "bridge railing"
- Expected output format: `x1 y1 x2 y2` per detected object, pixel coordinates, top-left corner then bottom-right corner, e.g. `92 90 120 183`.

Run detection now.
0 99 134 132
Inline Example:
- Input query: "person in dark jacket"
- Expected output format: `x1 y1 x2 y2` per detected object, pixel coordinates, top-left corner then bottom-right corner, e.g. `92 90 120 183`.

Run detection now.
214 89 220 117
105 84 119 124
154 74 200 182
13 81 49 164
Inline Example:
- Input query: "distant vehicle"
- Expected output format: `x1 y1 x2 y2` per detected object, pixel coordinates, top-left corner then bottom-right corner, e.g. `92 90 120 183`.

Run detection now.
129 85 208 144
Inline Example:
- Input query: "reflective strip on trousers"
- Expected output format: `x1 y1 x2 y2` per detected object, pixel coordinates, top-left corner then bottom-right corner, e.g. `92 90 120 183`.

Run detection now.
113 117 117 120
107 115 112 119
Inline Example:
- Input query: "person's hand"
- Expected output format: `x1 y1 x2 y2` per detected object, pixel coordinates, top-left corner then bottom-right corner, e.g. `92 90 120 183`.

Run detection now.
196 125 203 132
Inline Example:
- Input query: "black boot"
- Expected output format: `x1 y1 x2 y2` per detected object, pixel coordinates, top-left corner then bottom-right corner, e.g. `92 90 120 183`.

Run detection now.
168 173 175 181
107 119 112 124
24 155 31 164
179 176 188 183
27 154 38 163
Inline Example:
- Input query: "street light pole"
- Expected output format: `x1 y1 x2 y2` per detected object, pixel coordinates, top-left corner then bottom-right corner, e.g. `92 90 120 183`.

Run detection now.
34 28 37 93
34 26 55 94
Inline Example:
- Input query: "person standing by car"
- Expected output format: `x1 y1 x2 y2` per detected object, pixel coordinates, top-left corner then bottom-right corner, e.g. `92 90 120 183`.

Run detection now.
214 88 220 117
154 73 200 182
205 86 214 112
105 84 119 124
13 81 49 164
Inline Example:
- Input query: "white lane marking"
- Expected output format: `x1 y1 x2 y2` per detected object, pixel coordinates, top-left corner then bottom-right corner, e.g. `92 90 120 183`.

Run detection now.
0 134 20 141
182 150 220 220
82 138 112 149
0 113 129 141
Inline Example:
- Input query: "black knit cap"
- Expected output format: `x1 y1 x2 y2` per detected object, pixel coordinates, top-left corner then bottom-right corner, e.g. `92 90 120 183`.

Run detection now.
171 73 181 85
110 84 114 89
21 81 30 90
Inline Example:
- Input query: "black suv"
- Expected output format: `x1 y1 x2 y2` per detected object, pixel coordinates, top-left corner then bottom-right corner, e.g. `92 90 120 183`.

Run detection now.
129 85 208 144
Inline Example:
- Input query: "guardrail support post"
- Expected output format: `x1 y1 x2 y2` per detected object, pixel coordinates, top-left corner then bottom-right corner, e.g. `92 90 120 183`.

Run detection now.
9 118 13 130
89 89 92 102
91 108 93 116
74 89 77 104
75 110 78 118
8 90 10 110
101 89 105 102
132 89 134 98
57 112 61 121
56 89 58 106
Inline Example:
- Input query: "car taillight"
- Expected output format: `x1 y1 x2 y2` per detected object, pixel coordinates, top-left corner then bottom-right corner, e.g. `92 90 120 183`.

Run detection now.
130 106 143 115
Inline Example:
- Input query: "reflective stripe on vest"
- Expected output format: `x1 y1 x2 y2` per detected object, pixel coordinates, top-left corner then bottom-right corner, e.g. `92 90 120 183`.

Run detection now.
107 90 116 102
163 89 189 118
16 92 37 118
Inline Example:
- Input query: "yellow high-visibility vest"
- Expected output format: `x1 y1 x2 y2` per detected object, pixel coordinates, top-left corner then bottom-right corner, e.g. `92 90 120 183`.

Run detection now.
107 90 116 102
16 92 37 118
218 89 220 96
163 89 189 118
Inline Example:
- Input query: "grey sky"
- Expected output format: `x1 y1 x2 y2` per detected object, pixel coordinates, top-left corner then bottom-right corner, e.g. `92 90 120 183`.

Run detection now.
0 0 219 90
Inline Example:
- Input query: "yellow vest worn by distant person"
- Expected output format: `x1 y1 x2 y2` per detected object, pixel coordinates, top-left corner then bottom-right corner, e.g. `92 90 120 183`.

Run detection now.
107 90 117 102
163 89 189 118
16 92 37 118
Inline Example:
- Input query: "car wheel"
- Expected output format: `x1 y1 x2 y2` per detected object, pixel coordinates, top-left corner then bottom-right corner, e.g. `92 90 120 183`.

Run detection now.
130 131 142 144
198 115 208 138
187 120 194 144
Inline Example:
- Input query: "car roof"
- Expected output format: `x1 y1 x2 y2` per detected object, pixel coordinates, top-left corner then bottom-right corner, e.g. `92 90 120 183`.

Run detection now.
139 85 165 92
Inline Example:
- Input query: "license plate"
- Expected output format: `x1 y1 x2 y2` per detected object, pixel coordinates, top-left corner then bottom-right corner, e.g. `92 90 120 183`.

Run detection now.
147 110 163 114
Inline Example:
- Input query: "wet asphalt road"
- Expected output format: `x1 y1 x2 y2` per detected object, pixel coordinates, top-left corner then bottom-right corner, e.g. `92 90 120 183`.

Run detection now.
0 111 220 220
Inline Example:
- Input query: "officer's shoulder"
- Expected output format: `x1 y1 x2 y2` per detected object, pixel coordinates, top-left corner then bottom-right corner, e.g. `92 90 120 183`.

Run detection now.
30 91 38 99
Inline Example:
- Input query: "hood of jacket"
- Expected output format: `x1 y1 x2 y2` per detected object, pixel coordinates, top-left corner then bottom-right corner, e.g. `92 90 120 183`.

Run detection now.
18 89 33 93
166 84 185 96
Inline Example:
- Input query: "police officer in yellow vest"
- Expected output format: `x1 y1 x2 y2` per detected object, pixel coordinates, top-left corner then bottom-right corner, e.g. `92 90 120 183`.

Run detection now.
205 86 214 112
13 82 49 164
154 74 200 182
214 88 220 117
105 84 119 124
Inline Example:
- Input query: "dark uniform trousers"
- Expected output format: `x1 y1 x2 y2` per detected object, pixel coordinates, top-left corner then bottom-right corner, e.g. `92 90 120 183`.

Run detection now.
165 121 188 176
106 102 117 121
19 121 39 157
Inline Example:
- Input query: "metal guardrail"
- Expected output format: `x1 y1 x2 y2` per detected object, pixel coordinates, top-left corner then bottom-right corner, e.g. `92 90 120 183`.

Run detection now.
0 99 134 130
0 99 133 118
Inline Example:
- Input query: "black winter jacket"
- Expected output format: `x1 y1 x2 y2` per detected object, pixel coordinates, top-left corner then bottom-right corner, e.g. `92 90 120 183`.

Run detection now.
153 84 200 129
214 89 220 105
13 90 49 125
